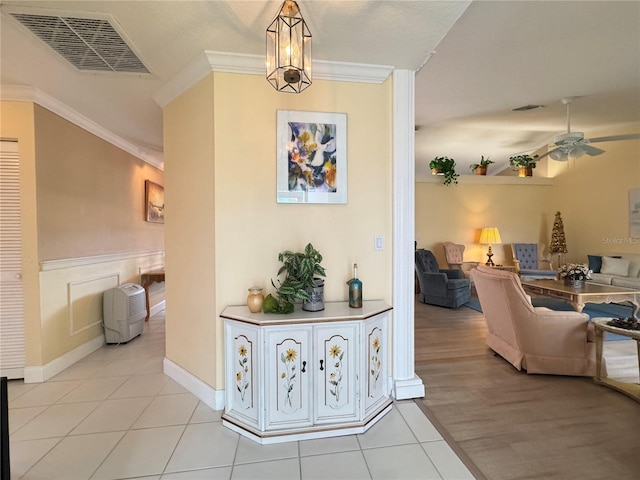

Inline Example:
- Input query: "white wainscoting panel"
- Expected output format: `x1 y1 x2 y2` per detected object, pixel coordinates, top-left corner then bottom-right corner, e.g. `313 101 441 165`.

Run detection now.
68 274 120 336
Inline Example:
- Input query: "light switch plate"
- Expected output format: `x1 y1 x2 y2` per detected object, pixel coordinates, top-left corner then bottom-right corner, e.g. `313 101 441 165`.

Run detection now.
374 235 384 251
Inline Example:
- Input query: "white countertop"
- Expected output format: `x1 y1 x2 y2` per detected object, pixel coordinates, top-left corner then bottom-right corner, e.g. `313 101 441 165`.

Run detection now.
221 300 392 325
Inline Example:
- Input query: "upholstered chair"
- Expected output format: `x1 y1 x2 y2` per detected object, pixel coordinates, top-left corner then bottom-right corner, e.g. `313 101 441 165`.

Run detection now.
443 242 479 273
471 265 603 376
415 249 471 308
511 243 557 280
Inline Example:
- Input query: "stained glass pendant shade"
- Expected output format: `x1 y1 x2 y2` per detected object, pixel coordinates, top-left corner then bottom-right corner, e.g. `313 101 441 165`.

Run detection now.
266 0 312 93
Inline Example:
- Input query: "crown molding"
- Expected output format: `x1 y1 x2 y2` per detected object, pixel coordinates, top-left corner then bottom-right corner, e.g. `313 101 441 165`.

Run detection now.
153 50 394 108
1 85 164 170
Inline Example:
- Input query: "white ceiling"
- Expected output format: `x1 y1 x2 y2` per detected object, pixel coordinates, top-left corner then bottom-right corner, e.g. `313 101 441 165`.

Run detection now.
1 1 639 176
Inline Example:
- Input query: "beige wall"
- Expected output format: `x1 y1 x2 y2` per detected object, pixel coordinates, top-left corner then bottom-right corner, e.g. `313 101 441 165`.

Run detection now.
33 105 164 261
163 73 393 390
549 123 640 262
416 181 555 267
163 75 218 388
416 123 640 268
1 100 166 371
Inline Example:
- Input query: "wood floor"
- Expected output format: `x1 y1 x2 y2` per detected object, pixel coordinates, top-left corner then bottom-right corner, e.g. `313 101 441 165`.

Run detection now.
414 298 640 480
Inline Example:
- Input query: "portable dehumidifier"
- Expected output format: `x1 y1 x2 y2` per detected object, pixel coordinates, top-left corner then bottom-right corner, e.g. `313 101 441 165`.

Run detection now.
102 283 146 344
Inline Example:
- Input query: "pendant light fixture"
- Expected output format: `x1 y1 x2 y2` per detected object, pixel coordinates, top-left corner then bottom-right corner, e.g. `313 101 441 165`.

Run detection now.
266 0 312 93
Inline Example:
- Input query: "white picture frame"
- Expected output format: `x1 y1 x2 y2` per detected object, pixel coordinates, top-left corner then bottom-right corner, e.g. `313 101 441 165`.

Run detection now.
276 110 347 204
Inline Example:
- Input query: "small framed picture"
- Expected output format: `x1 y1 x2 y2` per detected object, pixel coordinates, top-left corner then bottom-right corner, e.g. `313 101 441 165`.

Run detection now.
276 110 347 204
145 180 164 223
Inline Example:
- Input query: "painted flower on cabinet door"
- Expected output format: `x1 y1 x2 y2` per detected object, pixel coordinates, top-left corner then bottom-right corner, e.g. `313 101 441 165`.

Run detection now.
280 348 298 407
328 345 344 402
369 332 382 397
236 343 250 403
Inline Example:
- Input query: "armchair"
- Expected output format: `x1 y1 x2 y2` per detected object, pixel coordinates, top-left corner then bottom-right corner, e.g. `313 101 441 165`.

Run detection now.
511 243 557 280
470 265 602 376
443 242 479 273
415 249 471 308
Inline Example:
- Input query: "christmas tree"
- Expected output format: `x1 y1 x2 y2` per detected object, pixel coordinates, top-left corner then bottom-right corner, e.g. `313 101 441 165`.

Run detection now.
550 211 567 266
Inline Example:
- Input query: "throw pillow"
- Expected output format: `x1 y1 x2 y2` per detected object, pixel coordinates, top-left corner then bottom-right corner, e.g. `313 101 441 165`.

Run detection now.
587 255 602 273
600 256 630 277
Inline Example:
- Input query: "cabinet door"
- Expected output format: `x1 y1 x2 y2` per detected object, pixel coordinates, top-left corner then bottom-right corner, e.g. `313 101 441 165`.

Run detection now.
265 327 312 429
314 323 359 424
364 312 388 415
225 321 260 428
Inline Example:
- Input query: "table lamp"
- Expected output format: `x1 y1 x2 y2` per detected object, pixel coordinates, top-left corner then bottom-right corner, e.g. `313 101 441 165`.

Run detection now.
479 227 502 266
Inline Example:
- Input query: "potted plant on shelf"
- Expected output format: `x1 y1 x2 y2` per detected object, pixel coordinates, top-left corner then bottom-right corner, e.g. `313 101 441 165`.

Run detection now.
263 243 327 313
509 154 539 177
558 263 592 289
469 155 494 175
429 156 459 186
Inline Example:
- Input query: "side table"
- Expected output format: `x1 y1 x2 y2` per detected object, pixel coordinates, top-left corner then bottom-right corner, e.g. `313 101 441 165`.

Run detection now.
593 317 640 403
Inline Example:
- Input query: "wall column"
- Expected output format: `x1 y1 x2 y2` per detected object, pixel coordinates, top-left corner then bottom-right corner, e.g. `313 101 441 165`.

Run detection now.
392 69 425 399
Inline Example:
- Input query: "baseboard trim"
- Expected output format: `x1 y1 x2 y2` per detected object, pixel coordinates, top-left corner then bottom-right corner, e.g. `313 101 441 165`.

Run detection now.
150 300 166 317
163 358 224 411
24 334 105 383
393 375 426 400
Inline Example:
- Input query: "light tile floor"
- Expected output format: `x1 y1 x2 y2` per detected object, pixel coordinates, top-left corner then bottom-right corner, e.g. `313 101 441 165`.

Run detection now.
8 311 475 480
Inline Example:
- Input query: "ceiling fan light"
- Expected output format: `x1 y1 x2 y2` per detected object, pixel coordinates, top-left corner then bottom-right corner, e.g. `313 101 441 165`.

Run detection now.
569 146 586 158
549 150 568 161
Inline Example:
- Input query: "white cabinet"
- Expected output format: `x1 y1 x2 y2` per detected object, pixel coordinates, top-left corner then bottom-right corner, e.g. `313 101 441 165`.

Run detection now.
222 301 392 444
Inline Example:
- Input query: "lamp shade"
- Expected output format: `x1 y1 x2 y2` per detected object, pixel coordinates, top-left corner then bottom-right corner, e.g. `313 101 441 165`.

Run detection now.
266 0 312 93
479 227 502 245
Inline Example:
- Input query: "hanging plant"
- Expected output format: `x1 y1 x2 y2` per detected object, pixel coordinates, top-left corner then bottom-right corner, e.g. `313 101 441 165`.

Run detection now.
428 156 459 186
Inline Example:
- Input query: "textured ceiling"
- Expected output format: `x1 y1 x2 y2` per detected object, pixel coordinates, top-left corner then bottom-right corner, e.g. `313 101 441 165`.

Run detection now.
1 1 638 175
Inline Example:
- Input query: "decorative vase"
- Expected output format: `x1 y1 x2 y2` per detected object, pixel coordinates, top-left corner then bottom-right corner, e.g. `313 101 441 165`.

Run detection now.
518 166 533 177
303 278 324 312
247 287 264 313
564 278 585 289
431 168 444 176
475 165 487 176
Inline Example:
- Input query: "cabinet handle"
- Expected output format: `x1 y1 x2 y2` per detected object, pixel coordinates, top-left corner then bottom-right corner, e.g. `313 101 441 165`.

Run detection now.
301 361 306 373
319 359 324 371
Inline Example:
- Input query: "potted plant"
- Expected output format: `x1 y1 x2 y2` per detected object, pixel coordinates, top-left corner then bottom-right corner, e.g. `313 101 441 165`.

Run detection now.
558 263 592 288
469 155 494 175
263 243 327 313
509 154 538 177
429 156 459 186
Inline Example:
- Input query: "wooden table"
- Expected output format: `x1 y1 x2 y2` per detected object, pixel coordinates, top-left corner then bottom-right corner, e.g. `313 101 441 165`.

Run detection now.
140 270 165 321
489 265 516 272
520 279 640 319
593 317 640 402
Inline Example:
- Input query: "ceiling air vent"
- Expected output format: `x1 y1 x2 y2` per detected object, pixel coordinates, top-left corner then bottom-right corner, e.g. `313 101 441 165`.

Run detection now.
11 13 149 74
512 104 544 112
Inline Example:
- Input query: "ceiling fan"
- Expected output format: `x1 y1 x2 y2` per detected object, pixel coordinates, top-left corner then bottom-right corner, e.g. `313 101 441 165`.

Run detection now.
537 97 640 161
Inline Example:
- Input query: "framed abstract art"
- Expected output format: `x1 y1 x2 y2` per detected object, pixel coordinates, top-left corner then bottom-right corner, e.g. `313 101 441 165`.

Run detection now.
276 110 347 204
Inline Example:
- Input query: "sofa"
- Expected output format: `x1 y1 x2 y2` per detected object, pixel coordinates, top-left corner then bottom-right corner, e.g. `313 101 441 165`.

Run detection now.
471 265 603 376
588 253 640 289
